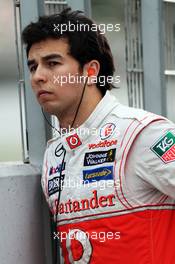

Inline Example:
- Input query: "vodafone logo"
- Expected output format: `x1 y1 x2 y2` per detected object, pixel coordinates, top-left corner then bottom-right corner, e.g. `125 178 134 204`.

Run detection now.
66 134 82 149
88 139 117 150
66 229 92 263
100 123 116 140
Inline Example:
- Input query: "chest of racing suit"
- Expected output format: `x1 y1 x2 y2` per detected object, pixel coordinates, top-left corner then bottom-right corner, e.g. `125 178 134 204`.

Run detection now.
42 91 175 264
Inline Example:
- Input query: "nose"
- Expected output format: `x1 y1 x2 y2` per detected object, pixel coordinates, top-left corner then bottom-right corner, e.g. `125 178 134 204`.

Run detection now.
32 64 48 84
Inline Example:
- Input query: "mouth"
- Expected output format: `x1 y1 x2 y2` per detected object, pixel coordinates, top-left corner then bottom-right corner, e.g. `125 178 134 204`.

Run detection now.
37 90 53 99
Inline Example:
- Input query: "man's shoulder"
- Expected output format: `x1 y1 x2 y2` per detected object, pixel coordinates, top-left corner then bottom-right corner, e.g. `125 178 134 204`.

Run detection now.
112 103 160 122
109 103 175 148
126 117 175 199
117 104 175 149
135 118 175 149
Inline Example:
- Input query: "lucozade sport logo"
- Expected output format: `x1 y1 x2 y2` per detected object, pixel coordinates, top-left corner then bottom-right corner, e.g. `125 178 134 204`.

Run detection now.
83 166 113 184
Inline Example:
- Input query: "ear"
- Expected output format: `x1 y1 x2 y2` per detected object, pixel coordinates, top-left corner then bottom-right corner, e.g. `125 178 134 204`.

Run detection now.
83 60 100 86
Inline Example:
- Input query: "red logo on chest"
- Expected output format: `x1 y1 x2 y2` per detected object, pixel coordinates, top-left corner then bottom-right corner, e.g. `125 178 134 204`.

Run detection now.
66 133 82 149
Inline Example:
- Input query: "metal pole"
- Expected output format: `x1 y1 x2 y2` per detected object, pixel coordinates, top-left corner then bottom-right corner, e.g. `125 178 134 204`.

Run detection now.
141 0 166 116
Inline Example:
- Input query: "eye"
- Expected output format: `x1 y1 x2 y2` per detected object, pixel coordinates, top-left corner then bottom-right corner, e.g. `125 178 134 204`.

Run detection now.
48 61 60 67
29 65 37 73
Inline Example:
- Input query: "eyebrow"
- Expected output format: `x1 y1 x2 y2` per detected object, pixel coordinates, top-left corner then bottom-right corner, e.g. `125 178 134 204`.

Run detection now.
27 53 63 67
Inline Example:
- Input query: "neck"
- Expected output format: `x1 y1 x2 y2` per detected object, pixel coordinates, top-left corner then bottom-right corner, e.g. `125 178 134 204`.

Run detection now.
58 87 103 131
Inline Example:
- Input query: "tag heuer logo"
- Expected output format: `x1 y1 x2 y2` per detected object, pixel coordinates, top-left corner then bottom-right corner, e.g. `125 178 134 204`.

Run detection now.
151 131 175 163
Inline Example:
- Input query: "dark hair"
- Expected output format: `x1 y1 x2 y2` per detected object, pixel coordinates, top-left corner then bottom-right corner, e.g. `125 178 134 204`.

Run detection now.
22 8 115 94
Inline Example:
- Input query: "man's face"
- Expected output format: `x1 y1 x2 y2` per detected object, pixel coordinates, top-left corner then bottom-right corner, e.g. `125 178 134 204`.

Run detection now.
28 38 84 117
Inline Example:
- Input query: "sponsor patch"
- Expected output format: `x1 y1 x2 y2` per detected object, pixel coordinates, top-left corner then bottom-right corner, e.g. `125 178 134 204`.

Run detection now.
88 139 117 150
100 123 116 140
49 162 65 176
48 177 60 196
55 189 116 214
55 143 65 157
84 149 116 166
66 133 82 149
83 166 113 184
150 131 175 163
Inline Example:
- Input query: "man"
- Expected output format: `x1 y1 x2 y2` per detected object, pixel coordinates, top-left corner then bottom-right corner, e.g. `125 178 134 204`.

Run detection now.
22 8 175 264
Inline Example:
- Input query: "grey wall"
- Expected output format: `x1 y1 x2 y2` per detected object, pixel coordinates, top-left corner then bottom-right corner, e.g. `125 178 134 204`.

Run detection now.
0 164 51 264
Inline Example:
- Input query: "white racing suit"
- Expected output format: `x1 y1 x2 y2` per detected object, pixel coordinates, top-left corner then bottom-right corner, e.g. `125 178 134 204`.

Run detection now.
42 91 175 264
